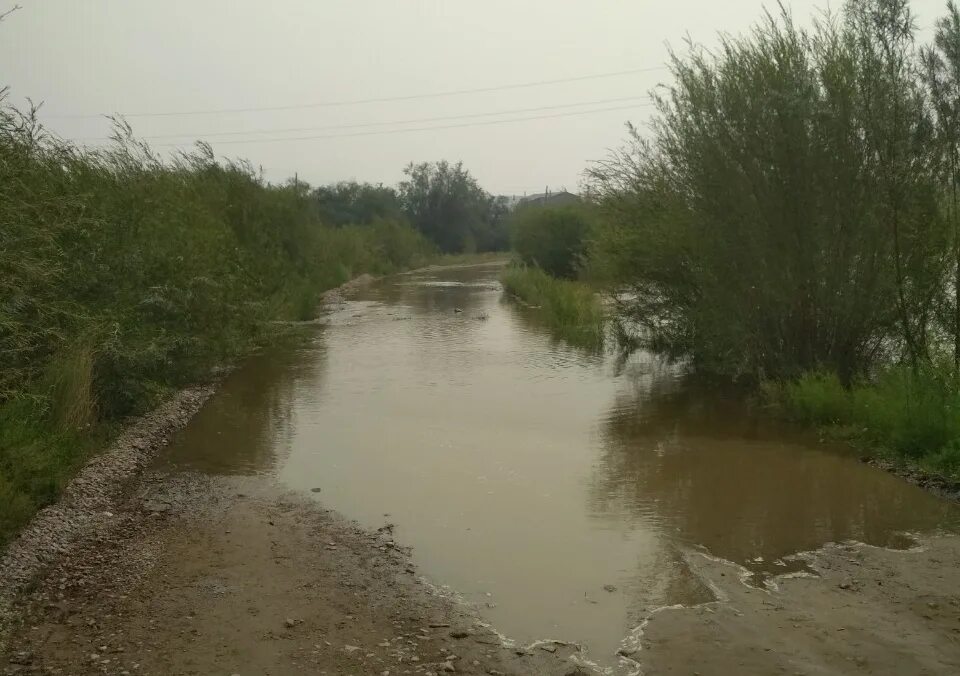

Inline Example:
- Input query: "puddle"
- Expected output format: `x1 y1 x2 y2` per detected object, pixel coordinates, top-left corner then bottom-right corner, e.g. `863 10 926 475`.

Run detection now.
159 262 959 669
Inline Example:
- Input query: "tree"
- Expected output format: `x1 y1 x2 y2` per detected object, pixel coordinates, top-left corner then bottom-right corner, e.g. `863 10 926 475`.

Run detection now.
923 1 960 373
511 204 593 278
587 0 947 381
311 181 403 227
398 161 503 253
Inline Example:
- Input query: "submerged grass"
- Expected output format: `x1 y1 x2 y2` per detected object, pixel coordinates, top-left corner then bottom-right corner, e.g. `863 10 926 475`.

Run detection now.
500 265 606 349
765 366 960 479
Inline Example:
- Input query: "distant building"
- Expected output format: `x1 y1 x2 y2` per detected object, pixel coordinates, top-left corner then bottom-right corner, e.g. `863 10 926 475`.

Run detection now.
517 188 580 209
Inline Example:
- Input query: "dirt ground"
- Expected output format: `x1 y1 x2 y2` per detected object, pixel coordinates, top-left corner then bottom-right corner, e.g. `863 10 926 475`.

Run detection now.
636 537 960 675
1 472 590 676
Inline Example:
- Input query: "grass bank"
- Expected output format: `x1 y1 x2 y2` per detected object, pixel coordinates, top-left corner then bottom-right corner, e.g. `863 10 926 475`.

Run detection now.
0 106 433 546
500 265 605 349
765 367 960 480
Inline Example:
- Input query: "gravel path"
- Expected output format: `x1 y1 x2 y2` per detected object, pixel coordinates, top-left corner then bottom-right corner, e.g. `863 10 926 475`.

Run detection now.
0 386 215 649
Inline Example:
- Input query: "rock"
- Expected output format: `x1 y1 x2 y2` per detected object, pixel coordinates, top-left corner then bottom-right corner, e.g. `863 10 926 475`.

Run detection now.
284 618 298 628
429 622 451 628
7 652 32 665
449 630 470 639
344 645 361 653
603 584 617 592
540 644 557 653
439 662 457 672
310 487 322 493
141 500 170 513
617 647 638 657
838 581 852 590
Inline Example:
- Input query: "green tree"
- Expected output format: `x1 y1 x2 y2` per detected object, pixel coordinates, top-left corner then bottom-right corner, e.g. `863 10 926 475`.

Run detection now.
923 1 960 373
588 0 947 381
398 160 503 253
511 204 593 278
311 181 403 227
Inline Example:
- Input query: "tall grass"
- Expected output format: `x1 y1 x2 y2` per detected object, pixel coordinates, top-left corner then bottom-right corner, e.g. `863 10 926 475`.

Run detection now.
767 366 960 478
0 101 433 546
500 265 605 349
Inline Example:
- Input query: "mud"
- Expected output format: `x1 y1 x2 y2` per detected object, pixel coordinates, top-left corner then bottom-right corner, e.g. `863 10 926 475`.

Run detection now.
636 535 960 675
1 473 588 675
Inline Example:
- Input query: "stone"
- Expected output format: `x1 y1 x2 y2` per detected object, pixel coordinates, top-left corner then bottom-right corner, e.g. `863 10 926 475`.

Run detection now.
8 652 32 666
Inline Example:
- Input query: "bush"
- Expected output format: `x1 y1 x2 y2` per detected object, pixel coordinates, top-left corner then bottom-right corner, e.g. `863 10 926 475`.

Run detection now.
587 0 949 381
773 364 960 476
510 205 593 279
782 371 850 425
500 265 605 348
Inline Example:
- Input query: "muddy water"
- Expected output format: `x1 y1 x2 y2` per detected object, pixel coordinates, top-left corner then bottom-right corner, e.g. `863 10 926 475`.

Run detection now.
160 262 959 668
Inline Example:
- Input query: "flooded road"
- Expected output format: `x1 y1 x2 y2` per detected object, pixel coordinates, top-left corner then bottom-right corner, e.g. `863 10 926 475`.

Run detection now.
160 262 959 668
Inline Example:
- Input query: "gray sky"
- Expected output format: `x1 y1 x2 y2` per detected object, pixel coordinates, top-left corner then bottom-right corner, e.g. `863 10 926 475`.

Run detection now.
0 0 950 194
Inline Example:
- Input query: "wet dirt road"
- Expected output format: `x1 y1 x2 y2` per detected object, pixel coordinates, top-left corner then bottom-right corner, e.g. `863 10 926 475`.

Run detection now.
4 262 960 675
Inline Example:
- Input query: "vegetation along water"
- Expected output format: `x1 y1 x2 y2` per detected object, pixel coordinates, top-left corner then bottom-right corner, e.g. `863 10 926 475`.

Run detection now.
0 102 509 544
5 0 960 673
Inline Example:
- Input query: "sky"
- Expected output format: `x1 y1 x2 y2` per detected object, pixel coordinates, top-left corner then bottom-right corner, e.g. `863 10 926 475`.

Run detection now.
0 0 951 195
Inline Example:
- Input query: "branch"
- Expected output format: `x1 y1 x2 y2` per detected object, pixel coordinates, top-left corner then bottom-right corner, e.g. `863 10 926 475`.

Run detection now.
0 4 21 22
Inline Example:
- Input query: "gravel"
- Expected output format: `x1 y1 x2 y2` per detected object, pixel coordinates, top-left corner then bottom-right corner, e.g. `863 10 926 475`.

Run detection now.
0 385 215 648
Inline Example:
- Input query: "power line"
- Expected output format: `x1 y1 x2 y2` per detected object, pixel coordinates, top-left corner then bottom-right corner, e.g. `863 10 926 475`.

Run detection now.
49 66 667 120
80 96 653 142
146 102 648 147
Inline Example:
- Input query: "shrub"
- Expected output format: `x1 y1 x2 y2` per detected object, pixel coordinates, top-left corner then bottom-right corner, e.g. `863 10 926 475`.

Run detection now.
510 205 593 279
774 363 960 476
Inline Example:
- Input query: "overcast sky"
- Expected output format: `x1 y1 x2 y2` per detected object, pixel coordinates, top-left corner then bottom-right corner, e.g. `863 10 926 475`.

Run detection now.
0 0 951 194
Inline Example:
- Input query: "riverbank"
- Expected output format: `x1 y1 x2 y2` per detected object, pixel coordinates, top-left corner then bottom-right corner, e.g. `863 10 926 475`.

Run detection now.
0 386 216 647
0 270 393 640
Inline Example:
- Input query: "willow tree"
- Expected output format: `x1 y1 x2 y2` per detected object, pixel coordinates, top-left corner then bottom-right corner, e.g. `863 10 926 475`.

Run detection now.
923 1 960 372
588 0 947 381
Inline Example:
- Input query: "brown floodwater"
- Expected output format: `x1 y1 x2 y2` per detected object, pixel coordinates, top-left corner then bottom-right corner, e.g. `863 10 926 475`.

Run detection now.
159 262 959 669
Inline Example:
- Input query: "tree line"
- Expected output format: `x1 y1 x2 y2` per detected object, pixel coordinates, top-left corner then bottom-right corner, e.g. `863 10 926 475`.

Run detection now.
313 160 510 253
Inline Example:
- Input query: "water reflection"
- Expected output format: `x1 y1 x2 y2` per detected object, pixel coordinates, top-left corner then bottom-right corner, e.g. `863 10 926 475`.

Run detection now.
590 355 959 574
160 336 326 474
